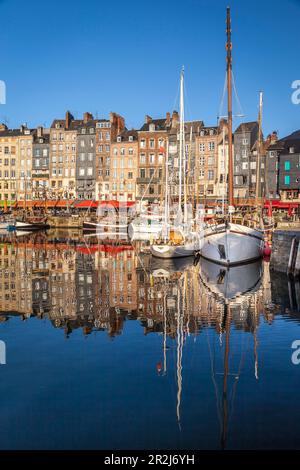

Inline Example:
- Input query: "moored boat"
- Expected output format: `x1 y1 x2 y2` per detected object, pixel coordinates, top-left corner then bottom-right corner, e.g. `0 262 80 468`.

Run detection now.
200 222 264 266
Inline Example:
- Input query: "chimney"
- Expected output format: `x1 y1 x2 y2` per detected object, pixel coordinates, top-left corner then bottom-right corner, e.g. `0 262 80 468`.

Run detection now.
83 112 93 123
20 124 25 133
145 115 152 124
271 131 278 144
117 116 125 134
37 126 43 138
0 123 8 132
171 110 179 128
166 112 171 126
65 111 74 129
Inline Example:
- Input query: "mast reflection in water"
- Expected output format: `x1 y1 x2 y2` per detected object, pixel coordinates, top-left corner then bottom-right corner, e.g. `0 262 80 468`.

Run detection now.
0 231 300 450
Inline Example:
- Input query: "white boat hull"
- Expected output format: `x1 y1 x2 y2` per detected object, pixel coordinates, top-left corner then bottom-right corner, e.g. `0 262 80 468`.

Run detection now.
200 223 264 266
150 243 196 259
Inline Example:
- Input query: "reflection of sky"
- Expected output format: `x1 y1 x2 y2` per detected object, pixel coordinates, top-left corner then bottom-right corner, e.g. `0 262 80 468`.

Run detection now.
0 313 300 450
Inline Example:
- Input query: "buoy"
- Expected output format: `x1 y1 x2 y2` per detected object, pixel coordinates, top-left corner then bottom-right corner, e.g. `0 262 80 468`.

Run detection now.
263 242 272 257
156 362 162 374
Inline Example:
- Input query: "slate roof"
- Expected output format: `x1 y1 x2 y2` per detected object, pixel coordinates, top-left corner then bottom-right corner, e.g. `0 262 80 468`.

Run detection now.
268 130 300 153
234 121 258 134
113 129 138 143
139 118 169 132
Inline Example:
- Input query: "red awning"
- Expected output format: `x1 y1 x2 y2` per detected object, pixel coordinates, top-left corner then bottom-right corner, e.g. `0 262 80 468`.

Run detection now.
98 200 135 209
74 200 99 209
264 200 298 209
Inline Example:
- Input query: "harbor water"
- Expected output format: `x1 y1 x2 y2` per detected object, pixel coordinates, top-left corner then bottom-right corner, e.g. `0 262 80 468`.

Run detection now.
0 230 300 450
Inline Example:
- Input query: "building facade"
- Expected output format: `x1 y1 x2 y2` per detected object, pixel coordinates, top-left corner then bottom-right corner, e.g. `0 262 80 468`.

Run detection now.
96 112 125 201
76 113 97 200
110 130 138 202
49 111 78 199
136 115 170 205
32 127 50 200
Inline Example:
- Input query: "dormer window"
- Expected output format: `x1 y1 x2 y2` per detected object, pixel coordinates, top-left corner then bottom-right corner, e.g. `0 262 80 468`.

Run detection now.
149 123 155 132
200 130 205 137
117 136 122 142
209 129 214 136
129 135 133 142
56 123 60 129
81 128 86 134
289 147 295 154
39 138 43 143
89 128 94 134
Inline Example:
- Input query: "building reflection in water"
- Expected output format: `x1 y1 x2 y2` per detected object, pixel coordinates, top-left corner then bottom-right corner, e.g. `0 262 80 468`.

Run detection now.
1 231 300 448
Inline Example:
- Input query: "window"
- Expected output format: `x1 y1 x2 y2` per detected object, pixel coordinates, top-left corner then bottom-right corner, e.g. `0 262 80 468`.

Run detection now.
285 161 291 171
129 135 133 142
242 162 248 170
140 153 146 164
199 156 205 166
149 139 155 148
199 143 205 152
209 142 215 151
208 170 214 180
242 138 248 145
149 186 155 195
128 148 133 155
121 148 125 155
208 156 214 166
199 169 204 178
80 140 85 148
117 136 122 143
79 168 85 176
128 172 133 179
87 168 93 176
140 139 146 148
140 169 146 178
285 175 290 185
149 154 155 164
105 132 110 141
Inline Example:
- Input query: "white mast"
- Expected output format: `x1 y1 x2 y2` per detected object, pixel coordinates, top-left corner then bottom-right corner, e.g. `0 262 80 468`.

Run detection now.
163 141 169 242
178 66 185 226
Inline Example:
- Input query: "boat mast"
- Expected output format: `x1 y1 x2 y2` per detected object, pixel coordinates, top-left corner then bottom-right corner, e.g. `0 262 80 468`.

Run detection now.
226 7 234 208
178 66 185 223
163 142 169 242
255 92 263 203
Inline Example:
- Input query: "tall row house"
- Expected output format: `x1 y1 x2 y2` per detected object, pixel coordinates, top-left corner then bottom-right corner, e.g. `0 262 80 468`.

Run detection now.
0 124 19 203
168 113 203 201
266 130 300 202
233 122 261 199
49 111 78 199
32 127 50 199
76 113 97 200
195 124 223 202
110 130 138 202
96 112 125 201
136 115 169 204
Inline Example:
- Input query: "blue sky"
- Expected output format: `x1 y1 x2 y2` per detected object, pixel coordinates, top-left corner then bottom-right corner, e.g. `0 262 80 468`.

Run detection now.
1 0 300 137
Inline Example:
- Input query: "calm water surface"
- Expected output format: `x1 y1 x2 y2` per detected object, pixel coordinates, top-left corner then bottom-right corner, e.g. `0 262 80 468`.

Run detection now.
0 230 300 450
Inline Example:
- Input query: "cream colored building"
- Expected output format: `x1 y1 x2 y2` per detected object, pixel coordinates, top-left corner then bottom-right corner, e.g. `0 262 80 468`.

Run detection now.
49 111 78 199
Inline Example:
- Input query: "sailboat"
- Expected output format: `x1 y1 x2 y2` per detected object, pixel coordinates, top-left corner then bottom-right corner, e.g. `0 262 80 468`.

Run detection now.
151 67 199 259
199 8 264 266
